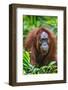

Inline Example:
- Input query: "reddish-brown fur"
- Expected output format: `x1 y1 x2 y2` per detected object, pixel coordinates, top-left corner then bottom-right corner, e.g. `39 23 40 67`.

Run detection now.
25 27 57 66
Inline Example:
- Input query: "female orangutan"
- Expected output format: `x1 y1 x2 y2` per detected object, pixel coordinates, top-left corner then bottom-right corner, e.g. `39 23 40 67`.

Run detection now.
25 27 57 66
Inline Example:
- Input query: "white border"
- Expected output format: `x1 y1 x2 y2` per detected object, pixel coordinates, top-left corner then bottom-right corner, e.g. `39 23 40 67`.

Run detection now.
16 8 64 82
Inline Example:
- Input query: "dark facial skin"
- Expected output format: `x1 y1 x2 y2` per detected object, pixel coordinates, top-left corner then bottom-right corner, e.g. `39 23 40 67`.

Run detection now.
39 32 49 54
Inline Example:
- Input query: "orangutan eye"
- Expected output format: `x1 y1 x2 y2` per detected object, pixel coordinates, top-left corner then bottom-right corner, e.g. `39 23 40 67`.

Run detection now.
41 38 48 43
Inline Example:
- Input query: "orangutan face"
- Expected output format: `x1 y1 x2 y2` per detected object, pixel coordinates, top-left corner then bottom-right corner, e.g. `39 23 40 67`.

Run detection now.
39 32 49 54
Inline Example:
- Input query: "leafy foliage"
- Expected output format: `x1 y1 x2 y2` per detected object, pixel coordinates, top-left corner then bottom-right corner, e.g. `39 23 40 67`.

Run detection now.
23 15 58 40
23 50 57 74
